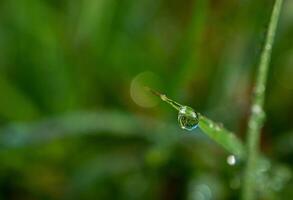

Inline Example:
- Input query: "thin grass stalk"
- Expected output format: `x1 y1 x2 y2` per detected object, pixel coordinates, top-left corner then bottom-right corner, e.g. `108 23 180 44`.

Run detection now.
242 0 283 199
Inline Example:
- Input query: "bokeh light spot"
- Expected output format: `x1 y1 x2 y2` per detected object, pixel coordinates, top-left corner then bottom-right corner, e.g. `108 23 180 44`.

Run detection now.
130 71 162 108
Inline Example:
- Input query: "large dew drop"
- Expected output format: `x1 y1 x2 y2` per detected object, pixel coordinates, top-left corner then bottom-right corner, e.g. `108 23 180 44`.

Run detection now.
178 106 199 131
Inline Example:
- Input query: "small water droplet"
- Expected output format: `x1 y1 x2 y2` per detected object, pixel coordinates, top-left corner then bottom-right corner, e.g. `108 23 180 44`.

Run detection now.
227 155 236 166
252 105 262 114
178 106 199 131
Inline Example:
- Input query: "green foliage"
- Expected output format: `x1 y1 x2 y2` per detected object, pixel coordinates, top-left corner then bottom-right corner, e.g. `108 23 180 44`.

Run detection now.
145 88 245 158
243 1 284 199
198 116 245 159
147 2 285 200
0 0 292 199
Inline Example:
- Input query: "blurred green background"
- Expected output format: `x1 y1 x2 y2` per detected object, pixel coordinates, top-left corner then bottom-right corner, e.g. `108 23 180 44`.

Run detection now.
0 0 292 199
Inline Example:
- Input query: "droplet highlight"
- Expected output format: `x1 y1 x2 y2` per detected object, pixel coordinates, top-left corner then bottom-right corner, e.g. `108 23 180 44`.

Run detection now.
178 106 199 131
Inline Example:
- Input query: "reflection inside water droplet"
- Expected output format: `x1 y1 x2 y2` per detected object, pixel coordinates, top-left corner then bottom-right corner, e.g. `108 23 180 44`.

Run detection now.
178 106 199 131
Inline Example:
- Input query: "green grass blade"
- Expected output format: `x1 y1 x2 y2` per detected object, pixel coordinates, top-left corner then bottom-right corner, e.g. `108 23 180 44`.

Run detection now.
199 115 245 159
147 87 246 158
242 0 284 199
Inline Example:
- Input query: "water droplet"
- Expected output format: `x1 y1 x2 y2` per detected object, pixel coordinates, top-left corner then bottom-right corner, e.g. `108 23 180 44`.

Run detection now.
252 105 262 114
178 106 199 131
227 155 236 166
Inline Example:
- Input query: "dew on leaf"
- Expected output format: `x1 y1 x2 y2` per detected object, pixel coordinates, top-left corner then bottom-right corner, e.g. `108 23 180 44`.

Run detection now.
227 155 236 166
178 106 199 131
145 87 199 131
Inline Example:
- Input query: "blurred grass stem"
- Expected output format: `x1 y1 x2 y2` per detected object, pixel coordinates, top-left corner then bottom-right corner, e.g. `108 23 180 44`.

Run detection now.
242 0 283 199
